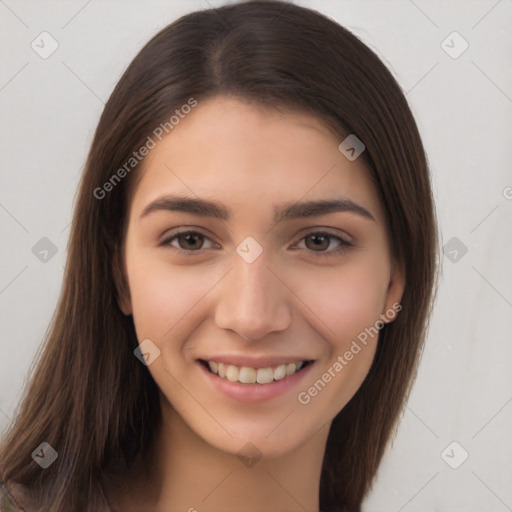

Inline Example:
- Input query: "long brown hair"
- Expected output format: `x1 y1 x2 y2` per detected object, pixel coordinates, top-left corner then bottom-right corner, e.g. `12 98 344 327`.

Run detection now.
0 1 439 510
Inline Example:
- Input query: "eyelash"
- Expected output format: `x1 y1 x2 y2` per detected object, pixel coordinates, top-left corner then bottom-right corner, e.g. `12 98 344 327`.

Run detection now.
158 229 354 258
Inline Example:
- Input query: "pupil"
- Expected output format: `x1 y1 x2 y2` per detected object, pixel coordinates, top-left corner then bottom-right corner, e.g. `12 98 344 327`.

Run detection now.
308 234 327 250
183 234 201 249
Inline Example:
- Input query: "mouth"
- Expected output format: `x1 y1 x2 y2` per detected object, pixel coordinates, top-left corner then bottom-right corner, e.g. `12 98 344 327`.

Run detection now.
198 359 314 385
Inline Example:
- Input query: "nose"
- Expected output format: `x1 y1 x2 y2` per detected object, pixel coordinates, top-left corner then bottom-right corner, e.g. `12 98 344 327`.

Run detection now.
214 248 292 342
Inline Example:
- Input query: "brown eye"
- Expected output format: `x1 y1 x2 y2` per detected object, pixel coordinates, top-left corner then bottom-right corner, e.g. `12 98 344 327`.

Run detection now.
159 229 217 254
296 231 354 257
176 232 205 250
304 233 330 251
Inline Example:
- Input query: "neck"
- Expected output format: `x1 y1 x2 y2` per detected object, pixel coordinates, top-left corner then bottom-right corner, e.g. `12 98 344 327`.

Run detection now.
109 395 331 512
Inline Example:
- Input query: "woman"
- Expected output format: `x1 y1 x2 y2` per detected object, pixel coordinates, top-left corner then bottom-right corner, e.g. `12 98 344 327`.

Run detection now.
0 1 439 510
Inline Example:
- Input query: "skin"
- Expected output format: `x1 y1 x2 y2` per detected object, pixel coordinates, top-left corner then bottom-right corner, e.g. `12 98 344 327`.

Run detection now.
109 96 405 512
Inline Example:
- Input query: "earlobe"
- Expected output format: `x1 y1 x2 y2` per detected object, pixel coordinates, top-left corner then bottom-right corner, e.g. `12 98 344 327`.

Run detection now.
383 262 405 323
112 248 132 316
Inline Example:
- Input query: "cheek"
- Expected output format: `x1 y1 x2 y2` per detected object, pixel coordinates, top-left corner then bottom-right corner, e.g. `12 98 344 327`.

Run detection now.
126 254 212 340
289 257 390 347
291 262 388 416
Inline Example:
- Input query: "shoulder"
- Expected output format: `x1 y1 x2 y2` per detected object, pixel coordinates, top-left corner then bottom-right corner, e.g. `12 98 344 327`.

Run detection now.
0 482 28 512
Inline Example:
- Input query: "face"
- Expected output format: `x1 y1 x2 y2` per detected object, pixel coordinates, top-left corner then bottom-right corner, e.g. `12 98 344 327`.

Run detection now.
117 96 404 458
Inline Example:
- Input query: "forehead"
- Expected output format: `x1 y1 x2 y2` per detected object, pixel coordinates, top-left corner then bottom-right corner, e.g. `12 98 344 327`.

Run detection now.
128 96 385 224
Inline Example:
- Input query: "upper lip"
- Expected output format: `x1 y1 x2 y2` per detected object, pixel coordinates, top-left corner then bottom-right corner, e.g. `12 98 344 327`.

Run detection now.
197 355 314 369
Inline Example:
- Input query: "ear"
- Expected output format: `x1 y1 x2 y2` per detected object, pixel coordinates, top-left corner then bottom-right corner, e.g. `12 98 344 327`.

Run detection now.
382 259 405 323
112 246 132 316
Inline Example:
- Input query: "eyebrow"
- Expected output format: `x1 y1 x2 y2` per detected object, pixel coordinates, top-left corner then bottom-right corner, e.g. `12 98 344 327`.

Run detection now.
140 194 376 223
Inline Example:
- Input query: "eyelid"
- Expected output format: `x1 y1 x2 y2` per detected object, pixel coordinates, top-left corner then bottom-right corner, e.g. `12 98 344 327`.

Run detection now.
291 227 353 245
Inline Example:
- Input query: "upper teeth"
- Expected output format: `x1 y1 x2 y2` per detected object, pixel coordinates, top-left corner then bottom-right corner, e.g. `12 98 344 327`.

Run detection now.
207 360 306 384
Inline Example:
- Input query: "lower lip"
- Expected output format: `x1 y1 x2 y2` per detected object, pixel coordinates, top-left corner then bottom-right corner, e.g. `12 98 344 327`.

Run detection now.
198 361 314 403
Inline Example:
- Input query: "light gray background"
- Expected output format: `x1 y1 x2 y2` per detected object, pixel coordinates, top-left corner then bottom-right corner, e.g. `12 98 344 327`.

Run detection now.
1 1 511 510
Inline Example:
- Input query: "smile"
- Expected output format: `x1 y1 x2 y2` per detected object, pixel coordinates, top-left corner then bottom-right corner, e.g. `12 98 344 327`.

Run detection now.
199 359 314 385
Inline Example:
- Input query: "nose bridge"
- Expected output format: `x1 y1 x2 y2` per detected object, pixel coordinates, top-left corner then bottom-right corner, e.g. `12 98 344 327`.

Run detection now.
214 245 291 341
